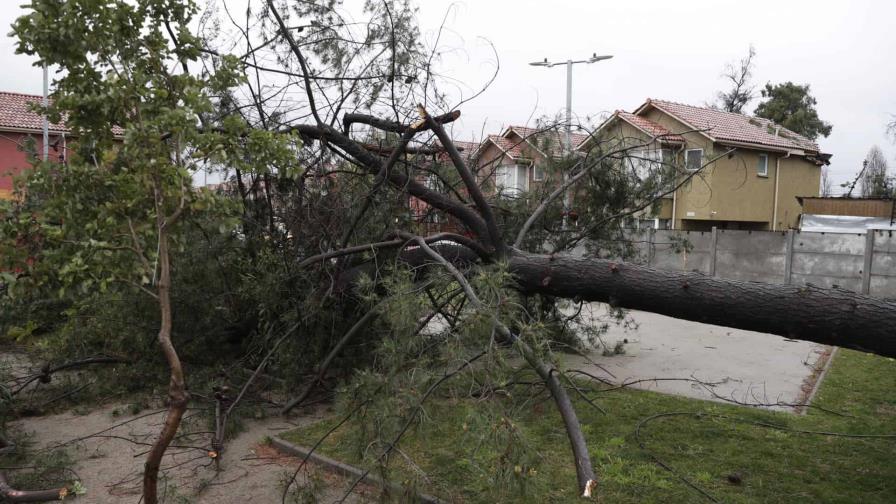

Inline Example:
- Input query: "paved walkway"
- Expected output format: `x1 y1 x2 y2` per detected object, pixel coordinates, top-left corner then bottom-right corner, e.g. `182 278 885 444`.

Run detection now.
562 304 831 412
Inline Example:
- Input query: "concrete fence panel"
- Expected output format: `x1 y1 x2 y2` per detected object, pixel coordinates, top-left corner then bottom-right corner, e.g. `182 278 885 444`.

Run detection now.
600 227 895 299
871 230 896 299
715 230 788 284
790 232 865 292
650 230 713 273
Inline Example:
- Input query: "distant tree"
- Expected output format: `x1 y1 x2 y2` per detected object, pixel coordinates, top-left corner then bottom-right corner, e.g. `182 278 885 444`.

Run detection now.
754 82 832 140
714 45 756 114
820 166 833 196
860 145 891 197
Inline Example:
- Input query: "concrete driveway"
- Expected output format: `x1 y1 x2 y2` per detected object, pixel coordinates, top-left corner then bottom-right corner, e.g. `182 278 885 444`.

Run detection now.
562 304 832 412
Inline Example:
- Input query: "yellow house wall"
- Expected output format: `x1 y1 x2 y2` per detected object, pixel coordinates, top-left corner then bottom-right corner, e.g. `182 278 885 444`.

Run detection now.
641 108 820 230
775 155 821 229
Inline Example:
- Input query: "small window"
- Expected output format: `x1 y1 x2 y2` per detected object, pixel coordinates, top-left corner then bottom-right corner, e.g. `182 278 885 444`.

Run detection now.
757 153 768 177
685 149 703 171
533 164 545 182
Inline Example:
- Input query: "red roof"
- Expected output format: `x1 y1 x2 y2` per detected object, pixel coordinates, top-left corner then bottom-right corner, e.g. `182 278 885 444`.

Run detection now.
451 140 481 155
639 99 820 153
0 90 125 137
507 125 589 152
0 91 68 133
482 134 526 159
615 111 684 143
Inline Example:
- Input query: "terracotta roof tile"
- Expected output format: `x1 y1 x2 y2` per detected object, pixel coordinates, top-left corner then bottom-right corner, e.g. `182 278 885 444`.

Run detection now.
451 140 481 155
642 99 820 153
508 125 589 153
616 111 684 143
485 134 526 159
0 90 124 137
0 91 68 133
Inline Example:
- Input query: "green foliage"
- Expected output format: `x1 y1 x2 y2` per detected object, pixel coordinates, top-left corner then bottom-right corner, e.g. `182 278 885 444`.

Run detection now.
754 82 832 140
1 0 312 377
284 349 896 503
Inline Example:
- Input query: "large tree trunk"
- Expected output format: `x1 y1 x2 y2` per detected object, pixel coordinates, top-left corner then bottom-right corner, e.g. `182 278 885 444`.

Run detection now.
509 249 896 358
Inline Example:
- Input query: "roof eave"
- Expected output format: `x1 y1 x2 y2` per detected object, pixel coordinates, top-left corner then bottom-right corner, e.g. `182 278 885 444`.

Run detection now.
0 125 70 135
635 99 718 143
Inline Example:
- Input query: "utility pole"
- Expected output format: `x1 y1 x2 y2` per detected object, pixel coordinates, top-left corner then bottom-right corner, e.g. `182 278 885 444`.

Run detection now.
42 64 49 162
530 53 613 223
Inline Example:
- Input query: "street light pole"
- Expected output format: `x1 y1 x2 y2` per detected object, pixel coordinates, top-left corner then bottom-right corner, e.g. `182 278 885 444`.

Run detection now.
565 60 573 154
530 53 613 224
42 64 49 162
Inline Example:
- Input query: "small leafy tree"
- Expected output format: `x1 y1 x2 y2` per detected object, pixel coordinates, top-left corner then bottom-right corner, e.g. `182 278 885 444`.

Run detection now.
754 81 832 140
7 1 299 502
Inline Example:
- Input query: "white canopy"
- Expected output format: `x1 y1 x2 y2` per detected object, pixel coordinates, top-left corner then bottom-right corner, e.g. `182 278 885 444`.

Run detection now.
800 214 896 233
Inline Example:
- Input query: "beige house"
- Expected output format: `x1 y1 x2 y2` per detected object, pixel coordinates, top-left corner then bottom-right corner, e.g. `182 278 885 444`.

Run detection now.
587 99 831 231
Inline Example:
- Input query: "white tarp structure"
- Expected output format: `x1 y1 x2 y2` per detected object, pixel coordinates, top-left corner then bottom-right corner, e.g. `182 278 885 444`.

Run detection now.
800 214 896 233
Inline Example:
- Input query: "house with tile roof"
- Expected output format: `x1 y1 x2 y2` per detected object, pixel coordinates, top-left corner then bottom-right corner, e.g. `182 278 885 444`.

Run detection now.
472 125 589 197
0 91 70 199
585 98 831 231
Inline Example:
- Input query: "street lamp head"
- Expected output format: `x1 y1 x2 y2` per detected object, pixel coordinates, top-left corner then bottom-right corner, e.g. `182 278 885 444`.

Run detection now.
529 58 550 67
589 53 613 63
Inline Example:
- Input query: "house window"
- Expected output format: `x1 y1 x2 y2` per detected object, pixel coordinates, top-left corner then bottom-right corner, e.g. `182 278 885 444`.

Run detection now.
685 149 703 171
533 164 545 182
757 153 768 177
631 148 667 180
495 164 529 196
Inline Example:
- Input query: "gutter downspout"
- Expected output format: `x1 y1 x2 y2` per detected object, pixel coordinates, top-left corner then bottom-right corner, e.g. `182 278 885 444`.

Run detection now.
772 151 792 231
670 144 685 230
671 185 677 230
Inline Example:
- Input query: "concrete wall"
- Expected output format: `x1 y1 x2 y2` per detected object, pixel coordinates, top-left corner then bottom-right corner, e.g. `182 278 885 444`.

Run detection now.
871 230 896 299
619 227 896 300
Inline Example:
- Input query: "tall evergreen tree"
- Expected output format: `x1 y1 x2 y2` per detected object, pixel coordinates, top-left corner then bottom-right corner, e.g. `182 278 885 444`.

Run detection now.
754 82 832 140
861 145 892 197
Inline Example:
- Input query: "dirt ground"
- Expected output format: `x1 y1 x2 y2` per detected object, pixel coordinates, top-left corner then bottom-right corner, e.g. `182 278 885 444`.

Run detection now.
8 403 371 503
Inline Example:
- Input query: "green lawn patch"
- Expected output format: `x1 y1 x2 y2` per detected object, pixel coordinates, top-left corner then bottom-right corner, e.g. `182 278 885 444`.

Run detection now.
281 349 896 503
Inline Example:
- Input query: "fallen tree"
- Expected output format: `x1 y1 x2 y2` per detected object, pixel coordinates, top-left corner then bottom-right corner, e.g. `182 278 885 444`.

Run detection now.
7 1 896 501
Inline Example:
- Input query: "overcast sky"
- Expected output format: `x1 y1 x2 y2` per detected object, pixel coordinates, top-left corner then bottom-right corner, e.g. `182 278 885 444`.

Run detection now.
412 0 896 191
1 1 894 189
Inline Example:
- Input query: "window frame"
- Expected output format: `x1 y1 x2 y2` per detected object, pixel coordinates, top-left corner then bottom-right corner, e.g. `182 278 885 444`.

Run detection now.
532 163 545 182
684 148 704 172
517 164 530 192
632 148 667 180
495 163 529 196
757 153 769 177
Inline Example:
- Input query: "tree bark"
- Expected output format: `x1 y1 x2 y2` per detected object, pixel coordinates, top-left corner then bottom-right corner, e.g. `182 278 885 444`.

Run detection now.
0 472 65 503
508 249 896 358
142 229 189 504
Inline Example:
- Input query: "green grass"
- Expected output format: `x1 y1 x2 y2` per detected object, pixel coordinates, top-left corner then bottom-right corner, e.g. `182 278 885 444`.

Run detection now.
281 349 896 503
